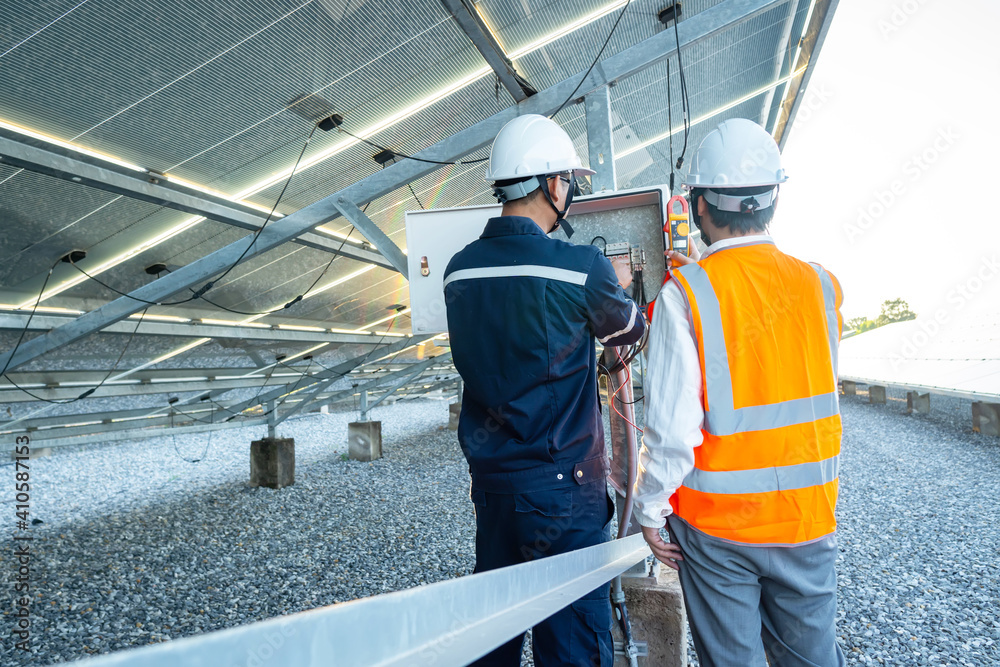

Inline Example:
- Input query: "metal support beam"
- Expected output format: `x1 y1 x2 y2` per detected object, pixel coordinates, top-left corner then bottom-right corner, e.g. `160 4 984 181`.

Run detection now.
584 86 617 192
774 0 840 149
763 0 812 133
0 129 393 270
222 335 433 418
0 0 784 373
0 311 410 346
275 352 450 425
332 197 409 278
439 0 535 103
758 0 799 128
359 390 369 421
0 418 267 452
365 365 429 412
266 399 278 438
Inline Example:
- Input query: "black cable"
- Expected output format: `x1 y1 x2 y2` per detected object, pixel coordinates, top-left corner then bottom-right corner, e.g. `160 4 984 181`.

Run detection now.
549 0 631 119
666 58 676 193
407 183 425 210
2 304 149 405
57 125 319 313
150 220 360 318
671 12 691 169
590 236 608 251
337 126 488 166
191 123 320 299
0 258 60 379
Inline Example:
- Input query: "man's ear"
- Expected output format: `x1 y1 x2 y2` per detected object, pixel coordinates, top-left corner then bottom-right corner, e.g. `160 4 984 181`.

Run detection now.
548 176 562 203
697 194 708 217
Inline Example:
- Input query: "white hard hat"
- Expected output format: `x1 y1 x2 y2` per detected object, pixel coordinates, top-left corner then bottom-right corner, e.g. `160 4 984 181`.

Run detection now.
486 114 594 201
681 118 788 191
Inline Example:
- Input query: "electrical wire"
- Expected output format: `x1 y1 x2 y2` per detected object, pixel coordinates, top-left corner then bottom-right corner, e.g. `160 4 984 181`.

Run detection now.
63 123 322 311
2 304 149 405
407 183 425 210
611 348 643 434
666 58 676 193
189 123 320 300
671 11 691 169
0 258 60 379
336 126 488 166
549 0 632 119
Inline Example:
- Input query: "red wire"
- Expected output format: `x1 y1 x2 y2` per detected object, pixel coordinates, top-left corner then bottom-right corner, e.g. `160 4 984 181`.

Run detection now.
611 349 643 434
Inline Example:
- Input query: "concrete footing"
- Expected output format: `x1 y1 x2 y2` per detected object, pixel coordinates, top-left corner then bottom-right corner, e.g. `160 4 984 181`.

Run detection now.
869 385 887 404
348 421 382 461
841 380 857 396
972 402 1000 437
249 437 295 489
9 446 52 460
613 568 688 666
907 391 931 415
448 403 461 431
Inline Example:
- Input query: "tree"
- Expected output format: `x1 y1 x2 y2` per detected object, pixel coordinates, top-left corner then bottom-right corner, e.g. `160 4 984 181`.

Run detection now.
875 298 917 327
846 316 876 334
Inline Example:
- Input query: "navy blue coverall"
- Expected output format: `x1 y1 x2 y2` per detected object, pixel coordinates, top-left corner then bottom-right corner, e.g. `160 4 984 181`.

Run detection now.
444 215 646 666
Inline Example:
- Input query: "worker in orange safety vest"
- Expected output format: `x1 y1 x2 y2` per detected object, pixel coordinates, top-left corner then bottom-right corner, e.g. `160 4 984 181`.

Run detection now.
633 118 847 666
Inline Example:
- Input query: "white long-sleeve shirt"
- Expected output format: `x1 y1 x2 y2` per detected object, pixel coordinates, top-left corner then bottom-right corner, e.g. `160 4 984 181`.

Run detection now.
632 235 774 529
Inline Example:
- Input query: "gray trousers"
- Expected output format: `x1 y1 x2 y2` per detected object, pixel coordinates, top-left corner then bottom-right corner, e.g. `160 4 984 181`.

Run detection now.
667 516 846 667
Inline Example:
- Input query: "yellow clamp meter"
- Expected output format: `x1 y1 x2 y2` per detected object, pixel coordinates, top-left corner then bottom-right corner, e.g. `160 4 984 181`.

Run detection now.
665 194 691 266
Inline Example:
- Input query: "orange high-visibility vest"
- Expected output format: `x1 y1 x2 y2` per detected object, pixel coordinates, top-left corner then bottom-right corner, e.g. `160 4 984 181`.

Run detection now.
669 239 844 545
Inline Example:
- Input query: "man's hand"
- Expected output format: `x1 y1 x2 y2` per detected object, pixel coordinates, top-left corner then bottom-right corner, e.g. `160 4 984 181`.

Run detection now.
640 524 684 571
611 255 633 289
665 249 696 268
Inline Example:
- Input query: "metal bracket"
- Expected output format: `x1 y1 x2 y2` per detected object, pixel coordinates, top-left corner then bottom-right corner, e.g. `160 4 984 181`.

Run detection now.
614 640 649 657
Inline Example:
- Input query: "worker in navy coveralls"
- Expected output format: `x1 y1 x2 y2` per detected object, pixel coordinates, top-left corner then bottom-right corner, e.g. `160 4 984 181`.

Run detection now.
444 114 646 666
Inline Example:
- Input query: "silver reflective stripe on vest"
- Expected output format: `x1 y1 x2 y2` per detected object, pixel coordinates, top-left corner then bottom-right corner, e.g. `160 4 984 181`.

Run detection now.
810 263 841 376
682 454 839 495
443 264 589 288
674 262 839 437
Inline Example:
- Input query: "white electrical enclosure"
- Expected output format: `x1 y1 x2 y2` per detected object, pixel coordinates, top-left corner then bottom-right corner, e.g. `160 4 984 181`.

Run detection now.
405 186 673 334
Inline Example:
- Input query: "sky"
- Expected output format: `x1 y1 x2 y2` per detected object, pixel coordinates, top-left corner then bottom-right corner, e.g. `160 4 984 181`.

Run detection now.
773 0 1000 322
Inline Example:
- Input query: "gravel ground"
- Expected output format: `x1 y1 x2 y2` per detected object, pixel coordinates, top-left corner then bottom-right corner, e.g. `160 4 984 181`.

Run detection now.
2 391 998 666
0 400 476 665
683 391 1000 666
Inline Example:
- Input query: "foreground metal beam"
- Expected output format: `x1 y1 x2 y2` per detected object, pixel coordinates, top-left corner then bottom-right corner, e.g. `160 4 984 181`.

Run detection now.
75 534 648 666
440 0 534 103
0 129 393 270
0 0 783 373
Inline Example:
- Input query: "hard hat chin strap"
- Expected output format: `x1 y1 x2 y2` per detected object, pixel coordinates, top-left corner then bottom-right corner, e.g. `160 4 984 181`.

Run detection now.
538 173 576 238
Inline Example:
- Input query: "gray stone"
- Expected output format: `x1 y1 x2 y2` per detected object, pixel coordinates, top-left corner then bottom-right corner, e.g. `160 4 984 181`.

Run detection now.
10 446 52 460
869 385 887 404
249 437 295 489
972 402 1000 437
448 403 462 431
613 568 688 666
348 421 382 461
907 392 930 415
